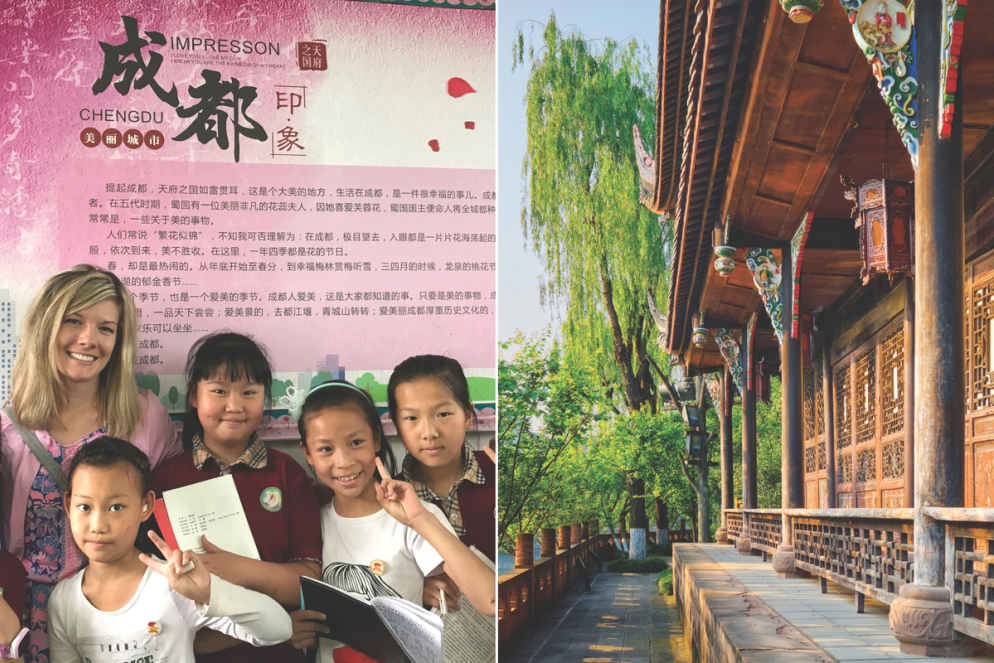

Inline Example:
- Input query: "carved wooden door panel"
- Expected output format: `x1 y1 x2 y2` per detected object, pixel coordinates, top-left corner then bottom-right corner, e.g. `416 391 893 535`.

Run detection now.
833 317 906 508
965 251 994 507
803 340 829 507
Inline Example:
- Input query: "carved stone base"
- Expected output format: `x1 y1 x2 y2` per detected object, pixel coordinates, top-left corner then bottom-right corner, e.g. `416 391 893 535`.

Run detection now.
771 544 796 578
736 535 752 556
889 585 982 656
715 527 728 544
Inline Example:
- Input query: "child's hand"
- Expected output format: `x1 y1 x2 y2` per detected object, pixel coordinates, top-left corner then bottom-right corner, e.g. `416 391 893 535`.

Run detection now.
374 458 427 527
482 445 496 464
140 531 212 606
423 573 461 612
289 610 329 650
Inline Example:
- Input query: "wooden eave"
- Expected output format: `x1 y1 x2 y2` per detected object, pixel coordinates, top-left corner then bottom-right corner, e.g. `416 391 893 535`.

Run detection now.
662 0 766 357
647 0 695 216
665 0 994 374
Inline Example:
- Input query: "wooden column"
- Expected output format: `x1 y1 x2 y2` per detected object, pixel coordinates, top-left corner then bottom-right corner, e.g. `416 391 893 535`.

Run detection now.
912 5 964 588
742 354 758 509
903 279 915 508
774 246 803 576
821 329 837 507
890 2 966 655
717 368 735 543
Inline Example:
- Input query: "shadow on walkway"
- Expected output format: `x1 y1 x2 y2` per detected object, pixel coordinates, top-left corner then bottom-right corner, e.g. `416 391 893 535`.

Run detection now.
501 569 691 663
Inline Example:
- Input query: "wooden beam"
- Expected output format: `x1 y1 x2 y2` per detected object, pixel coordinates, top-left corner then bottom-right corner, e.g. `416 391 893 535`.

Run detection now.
754 192 794 208
702 314 746 329
794 59 853 82
772 138 819 156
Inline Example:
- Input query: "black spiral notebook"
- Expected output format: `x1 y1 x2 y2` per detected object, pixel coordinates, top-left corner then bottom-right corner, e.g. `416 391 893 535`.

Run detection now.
300 576 443 663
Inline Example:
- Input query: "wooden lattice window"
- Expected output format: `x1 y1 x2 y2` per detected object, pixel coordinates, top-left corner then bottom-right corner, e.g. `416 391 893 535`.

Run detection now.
881 327 905 436
882 440 905 479
857 448 877 483
965 268 972 415
815 345 825 436
971 280 994 412
805 446 816 474
836 364 852 448
839 454 853 485
855 347 876 445
803 366 816 441
818 441 826 471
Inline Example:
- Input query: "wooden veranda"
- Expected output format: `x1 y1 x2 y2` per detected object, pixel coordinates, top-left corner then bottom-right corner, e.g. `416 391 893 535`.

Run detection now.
645 0 994 655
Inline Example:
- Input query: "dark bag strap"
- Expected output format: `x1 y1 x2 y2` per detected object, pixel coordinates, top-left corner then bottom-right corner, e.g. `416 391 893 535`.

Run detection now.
1 406 69 494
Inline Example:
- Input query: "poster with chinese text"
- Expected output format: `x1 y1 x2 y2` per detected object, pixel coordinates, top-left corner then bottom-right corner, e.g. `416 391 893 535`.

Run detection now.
0 0 496 435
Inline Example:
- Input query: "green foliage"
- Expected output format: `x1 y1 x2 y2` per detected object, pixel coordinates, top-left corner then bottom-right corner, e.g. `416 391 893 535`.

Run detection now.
513 16 666 407
657 568 674 595
135 372 159 396
607 556 668 573
355 373 388 403
601 410 699 531
310 371 335 389
466 377 496 402
647 542 671 557
757 377 784 508
271 378 292 402
497 329 607 553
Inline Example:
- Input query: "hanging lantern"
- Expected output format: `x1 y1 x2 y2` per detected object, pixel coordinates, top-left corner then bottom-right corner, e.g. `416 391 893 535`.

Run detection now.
713 245 737 277
692 327 709 349
779 0 822 23
842 176 915 285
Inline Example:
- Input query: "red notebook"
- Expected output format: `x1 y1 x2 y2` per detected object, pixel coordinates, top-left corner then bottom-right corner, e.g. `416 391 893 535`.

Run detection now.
152 498 180 550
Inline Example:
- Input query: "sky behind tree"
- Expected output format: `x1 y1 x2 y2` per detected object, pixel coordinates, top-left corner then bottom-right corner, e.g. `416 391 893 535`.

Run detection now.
497 0 661 344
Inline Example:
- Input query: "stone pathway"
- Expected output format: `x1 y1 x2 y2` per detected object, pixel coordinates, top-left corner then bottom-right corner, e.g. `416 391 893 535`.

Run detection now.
500 569 691 663
704 544 994 663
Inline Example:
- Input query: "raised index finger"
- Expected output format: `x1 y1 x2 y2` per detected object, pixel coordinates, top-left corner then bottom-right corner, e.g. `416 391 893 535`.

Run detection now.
374 457 388 476
147 530 175 559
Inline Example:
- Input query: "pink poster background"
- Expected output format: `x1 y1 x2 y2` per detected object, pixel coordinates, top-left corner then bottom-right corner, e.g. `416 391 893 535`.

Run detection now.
0 0 496 408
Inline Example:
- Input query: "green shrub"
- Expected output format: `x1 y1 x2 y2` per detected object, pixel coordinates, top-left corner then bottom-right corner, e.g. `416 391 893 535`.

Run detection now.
647 542 672 557
657 568 674 595
606 556 669 573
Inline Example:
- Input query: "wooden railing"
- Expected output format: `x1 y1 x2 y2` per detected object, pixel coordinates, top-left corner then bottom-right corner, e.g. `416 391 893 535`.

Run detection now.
498 533 613 645
726 510 743 538
723 507 994 646
923 507 994 646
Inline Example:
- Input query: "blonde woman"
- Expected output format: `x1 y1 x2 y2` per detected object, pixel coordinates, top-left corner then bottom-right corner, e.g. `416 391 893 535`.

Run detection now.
0 265 181 663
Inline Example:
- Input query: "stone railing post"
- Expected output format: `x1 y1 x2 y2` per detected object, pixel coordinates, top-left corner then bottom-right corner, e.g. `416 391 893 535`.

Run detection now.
540 528 557 558
570 523 582 545
557 525 571 551
515 532 534 569
581 522 589 540
737 510 753 555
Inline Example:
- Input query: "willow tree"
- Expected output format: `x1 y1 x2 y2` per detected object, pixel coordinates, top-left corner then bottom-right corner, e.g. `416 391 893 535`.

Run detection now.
514 17 666 558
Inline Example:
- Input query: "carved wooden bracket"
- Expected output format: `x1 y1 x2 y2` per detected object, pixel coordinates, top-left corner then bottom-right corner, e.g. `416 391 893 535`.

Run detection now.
790 212 814 338
839 0 919 168
744 248 784 344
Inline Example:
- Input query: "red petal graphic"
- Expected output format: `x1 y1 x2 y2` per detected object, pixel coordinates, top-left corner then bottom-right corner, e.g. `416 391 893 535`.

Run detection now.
428 139 440 152
464 121 475 130
447 78 475 98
